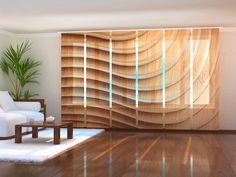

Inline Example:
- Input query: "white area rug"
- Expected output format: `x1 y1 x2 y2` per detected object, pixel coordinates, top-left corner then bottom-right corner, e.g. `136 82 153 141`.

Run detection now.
0 128 104 163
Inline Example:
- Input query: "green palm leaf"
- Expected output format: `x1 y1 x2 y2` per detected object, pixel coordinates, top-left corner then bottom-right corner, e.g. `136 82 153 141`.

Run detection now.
0 41 41 99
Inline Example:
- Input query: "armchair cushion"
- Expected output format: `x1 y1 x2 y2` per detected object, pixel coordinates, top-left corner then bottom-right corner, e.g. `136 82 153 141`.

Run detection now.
0 113 27 137
7 110 44 122
14 101 41 112
0 91 16 111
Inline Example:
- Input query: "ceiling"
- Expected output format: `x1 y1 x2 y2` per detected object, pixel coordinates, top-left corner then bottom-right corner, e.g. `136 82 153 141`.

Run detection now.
0 0 236 34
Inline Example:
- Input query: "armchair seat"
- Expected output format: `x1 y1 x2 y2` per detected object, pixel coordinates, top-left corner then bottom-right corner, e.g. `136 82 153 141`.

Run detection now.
0 91 45 138
0 113 27 137
8 110 44 122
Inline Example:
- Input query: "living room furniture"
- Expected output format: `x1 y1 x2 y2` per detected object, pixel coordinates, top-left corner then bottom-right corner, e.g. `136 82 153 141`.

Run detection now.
0 113 27 139
0 91 44 138
14 99 46 121
15 121 73 144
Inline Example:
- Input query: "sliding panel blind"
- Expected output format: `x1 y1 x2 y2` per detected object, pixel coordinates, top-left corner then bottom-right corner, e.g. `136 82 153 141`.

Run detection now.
111 31 137 128
61 34 85 127
192 29 219 130
138 30 163 129
61 28 219 130
85 32 110 128
164 29 192 129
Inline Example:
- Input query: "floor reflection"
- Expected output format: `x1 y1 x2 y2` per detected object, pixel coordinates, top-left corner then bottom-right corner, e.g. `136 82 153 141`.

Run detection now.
162 153 166 177
80 133 212 177
1 132 236 177
109 134 112 177
84 147 87 177
135 136 139 177
81 133 198 177
190 155 193 177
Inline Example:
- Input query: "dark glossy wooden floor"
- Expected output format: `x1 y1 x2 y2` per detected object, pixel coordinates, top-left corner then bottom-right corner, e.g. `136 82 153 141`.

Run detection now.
0 131 236 177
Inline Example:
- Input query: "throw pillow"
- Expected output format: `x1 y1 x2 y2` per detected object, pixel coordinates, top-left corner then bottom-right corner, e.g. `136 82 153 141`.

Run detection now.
0 91 17 111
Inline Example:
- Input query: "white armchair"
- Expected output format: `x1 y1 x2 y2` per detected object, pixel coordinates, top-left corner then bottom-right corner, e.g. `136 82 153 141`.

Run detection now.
14 101 41 112
9 101 44 122
0 91 45 138
0 113 27 137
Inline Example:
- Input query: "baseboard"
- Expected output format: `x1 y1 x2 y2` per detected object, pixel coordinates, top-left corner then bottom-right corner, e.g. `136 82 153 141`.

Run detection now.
104 128 236 134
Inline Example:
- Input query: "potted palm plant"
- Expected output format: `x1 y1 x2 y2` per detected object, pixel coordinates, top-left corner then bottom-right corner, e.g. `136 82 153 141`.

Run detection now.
0 41 41 99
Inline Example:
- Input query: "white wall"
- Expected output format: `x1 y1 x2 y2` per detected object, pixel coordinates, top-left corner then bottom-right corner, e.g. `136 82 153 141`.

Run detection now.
0 31 61 119
0 31 11 90
10 34 61 119
219 30 236 130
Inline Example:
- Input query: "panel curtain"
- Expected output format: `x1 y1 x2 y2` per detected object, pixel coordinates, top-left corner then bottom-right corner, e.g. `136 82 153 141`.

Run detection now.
61 28 219 130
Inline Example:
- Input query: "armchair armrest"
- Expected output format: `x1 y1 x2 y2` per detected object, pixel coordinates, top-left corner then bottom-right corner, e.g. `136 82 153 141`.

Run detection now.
14 99 46 121
14 101 41 112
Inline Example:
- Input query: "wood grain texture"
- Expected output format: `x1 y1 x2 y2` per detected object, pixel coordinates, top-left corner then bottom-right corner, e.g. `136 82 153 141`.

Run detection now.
1 132 236 177
61 29 219 130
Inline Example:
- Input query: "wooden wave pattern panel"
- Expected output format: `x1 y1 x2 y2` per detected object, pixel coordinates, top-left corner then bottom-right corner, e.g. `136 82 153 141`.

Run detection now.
164 30 191 129
86 33 110 128
192 29 219 130
164 29 219 130
61 29 219 129
137 30 163 128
